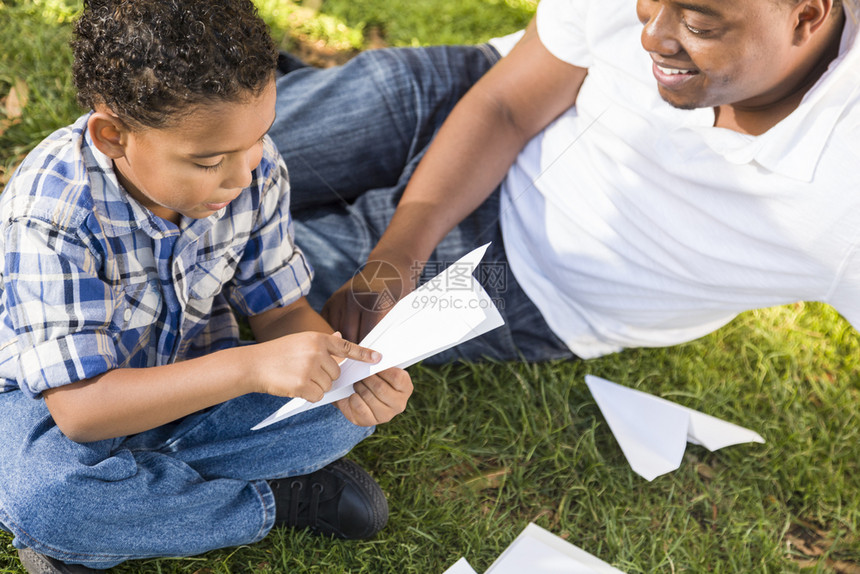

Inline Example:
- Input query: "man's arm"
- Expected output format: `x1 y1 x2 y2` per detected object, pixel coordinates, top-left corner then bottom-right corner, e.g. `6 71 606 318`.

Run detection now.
323 19 588 340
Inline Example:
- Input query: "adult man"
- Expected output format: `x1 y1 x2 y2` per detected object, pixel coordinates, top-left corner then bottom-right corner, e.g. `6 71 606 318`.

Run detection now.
270 0 858 362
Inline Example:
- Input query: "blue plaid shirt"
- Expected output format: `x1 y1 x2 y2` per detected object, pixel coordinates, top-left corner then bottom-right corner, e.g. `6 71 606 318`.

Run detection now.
0 113 312 398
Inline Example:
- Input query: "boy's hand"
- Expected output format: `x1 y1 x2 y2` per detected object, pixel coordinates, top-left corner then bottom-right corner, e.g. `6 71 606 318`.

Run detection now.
252 332 381 403
335 367 413 427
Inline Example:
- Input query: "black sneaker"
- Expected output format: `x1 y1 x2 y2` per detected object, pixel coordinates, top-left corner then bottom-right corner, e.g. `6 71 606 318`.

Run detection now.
17 548 98 574
270 458 388 539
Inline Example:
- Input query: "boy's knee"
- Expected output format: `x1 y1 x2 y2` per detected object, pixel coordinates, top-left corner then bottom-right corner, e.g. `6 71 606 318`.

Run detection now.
0 451 136 549
1 477 70 549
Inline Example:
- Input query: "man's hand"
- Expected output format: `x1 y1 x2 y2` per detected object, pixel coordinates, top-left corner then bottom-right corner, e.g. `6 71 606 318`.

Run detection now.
335 367 413 426
322 258 418 343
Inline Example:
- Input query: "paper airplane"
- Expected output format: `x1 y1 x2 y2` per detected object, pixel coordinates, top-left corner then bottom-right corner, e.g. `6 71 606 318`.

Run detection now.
585 375 765 481
443 558 478 574
444 523 625 574
253 244 505 430
486 523 625 574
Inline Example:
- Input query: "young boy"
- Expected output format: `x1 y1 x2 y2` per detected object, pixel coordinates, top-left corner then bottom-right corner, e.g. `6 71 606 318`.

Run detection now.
0 1 412 572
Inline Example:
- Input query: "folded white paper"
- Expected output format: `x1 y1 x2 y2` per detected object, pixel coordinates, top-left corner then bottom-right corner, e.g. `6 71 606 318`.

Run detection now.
253 244 505 430
485 523 625 574
585 375 765 481
443 557 479 574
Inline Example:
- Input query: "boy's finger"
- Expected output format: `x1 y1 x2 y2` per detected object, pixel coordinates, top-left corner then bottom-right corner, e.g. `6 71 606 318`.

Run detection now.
335 396 374 427
353 384 389 419
326 334 381 364
319 354 341 382
302 377 329 403
373 367 413 394
357 374 406 409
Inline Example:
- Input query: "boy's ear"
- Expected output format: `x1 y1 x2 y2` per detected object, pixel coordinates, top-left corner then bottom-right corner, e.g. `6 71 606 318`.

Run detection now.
88 108 131 159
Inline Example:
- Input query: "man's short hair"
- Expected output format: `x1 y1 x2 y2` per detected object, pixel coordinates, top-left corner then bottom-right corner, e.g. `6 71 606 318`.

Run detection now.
73 0 278 129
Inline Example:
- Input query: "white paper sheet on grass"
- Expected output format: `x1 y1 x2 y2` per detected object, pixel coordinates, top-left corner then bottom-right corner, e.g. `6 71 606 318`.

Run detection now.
486 523 625 574
253 244 505 430
443 558 478 574
443 523 626 574
584 375 765 481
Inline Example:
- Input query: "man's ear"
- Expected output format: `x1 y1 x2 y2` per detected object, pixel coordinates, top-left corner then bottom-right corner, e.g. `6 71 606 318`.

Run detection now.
793 0 834 46
88 108 131 159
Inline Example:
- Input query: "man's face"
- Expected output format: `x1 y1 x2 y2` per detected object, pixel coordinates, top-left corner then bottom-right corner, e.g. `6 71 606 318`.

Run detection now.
636 0 802 110
112 80 277 224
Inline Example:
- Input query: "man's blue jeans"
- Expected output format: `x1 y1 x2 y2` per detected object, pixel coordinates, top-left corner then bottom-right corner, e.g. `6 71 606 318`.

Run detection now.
271 46 573 364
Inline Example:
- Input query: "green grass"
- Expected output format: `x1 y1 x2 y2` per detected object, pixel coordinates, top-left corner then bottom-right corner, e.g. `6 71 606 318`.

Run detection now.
308 0 534 47
0 0 82 183
2 1 859 573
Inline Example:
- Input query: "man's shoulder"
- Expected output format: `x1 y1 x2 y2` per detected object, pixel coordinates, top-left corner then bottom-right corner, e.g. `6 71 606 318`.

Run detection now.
536 0 640 68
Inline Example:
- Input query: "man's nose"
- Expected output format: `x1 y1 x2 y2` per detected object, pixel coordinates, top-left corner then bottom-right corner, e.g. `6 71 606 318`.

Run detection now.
640 4 682 57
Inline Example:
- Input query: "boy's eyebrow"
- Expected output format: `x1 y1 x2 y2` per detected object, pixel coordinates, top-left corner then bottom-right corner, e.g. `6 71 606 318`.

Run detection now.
189 115 277 158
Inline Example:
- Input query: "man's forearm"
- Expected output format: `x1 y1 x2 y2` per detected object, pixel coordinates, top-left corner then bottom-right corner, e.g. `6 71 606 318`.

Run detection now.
370 88 525 271
369 58 533 271
369 19 586 273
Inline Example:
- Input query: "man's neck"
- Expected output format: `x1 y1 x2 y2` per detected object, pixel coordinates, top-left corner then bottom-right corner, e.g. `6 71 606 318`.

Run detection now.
714 9 846 135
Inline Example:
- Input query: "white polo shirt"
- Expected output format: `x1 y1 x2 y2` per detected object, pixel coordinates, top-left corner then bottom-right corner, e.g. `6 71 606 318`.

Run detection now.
499 0 860 358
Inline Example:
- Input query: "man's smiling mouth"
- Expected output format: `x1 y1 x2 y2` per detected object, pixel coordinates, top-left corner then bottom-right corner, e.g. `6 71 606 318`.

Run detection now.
651 61 700 90
655 64 696 75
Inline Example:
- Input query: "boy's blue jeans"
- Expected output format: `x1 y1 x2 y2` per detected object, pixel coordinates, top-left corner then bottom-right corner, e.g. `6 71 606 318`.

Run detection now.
0 44 571 568
0 390 370 568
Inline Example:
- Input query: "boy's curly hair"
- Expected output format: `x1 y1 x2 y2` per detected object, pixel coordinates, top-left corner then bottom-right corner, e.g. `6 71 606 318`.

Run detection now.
73 0 278 129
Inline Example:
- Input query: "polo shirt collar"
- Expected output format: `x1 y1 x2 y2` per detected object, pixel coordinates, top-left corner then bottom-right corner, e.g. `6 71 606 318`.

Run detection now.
689 2 859 182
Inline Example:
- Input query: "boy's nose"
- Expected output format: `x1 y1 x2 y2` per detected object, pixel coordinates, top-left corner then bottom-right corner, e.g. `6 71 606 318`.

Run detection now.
221 153 256 190
223 169 253 190
221 170 252 189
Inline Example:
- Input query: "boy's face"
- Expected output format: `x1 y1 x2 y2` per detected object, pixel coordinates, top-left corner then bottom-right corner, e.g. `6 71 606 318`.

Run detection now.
111 80 277 224
636 0 812 110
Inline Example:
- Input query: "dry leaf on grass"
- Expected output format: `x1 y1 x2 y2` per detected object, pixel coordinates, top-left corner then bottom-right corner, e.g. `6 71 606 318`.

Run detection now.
786 521 860 573
1 78 30 139
5 78 30 119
